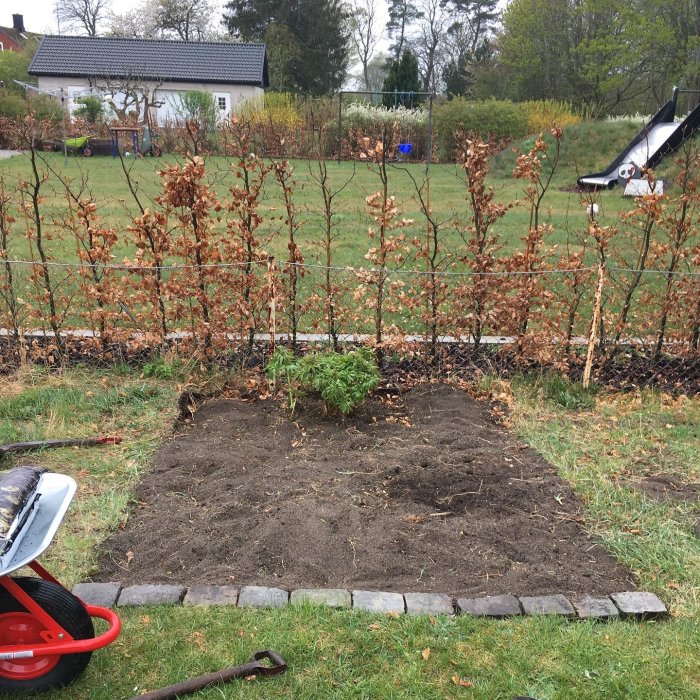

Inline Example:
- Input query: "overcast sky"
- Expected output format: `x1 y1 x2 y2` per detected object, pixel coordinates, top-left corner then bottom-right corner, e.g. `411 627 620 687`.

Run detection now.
5 1 390 37
3 1 227 34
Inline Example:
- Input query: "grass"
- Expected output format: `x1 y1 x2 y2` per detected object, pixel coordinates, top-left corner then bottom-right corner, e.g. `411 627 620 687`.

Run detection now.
0 366 699 698
0 120 668 269
1 606 694 700
0 366 178 587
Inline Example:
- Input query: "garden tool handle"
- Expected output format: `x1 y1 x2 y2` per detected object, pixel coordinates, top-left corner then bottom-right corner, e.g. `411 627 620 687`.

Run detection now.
126 649 287 700
249 648 287 676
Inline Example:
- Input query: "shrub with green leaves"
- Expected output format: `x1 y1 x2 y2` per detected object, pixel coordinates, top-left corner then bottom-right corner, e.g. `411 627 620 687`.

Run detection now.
433 98 529 160
74 96 104 124
265 347 380 416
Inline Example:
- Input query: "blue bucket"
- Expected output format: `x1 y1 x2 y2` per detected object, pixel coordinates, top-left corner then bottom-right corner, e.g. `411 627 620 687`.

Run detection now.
398 143 413 154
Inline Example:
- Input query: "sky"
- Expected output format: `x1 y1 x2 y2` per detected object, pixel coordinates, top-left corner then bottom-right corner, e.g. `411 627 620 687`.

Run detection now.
3 0 227 34
5 1 391 37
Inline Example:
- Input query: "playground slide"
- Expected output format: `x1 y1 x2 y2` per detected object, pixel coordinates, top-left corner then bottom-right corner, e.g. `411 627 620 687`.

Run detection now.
578 91 700 188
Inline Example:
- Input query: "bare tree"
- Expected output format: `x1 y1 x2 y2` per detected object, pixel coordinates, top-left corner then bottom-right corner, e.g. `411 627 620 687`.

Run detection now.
89 74 164 122
348 0 381 91
56 0 112 36
412 0 449 93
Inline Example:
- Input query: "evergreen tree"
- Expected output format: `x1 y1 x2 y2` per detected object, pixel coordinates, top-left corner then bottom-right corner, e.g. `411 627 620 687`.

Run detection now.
386 0 422 61
382 49 422 106
223 0 349 95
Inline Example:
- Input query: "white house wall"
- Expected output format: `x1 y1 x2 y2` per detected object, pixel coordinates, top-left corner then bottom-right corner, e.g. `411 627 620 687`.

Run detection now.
36 76 263 125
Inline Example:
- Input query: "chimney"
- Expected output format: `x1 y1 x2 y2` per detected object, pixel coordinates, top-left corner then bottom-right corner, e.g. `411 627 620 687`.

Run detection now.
12 14 25 33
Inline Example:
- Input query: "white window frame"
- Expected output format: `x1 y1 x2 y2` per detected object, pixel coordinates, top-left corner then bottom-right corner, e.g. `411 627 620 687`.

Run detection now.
213 92 230 117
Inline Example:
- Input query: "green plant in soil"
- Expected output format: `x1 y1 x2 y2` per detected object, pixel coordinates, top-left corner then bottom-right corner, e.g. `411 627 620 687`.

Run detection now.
265 347 380 416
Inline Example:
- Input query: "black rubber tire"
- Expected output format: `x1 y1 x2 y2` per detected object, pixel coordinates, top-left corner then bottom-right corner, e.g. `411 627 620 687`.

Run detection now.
83 147 93 157
0 577 94 693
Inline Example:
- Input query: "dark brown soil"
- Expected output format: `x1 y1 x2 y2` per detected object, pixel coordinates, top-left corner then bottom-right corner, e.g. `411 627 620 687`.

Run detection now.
631 473 700 503
97 383 634 596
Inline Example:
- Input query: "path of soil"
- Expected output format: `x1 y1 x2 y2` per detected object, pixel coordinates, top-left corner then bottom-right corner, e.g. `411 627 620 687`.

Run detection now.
97 384 634 596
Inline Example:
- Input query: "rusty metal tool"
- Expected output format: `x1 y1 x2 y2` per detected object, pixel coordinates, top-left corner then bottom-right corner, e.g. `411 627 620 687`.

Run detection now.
0 436 122 458
127 649 287 700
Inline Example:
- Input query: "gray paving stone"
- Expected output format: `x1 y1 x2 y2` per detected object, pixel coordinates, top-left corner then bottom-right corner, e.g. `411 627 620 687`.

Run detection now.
520 594 575 617
72 582 122 608
117 584 186 607
571 596 619 620
238 586 289 608
404 592 454 616
457 594 522 618
352 590 405 614
183 585 239 607
610 591 668 619
290 589 351 608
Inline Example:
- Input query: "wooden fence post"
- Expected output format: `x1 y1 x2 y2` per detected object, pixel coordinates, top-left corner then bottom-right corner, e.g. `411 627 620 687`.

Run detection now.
267 256 276 355
583 261 606 389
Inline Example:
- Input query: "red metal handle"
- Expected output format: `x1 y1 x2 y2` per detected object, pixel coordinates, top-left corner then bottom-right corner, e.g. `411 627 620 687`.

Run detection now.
0 605 121 658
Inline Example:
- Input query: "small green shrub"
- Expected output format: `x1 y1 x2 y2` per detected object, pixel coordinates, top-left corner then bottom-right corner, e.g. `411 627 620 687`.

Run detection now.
434 98 529 159
515 373 598 411
74 96 104 124
142 356 187 380
173 90 219 132
265 347 380 416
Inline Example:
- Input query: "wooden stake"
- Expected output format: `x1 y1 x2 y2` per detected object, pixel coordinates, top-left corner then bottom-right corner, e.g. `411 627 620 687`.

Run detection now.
267 256 276 355
583 261 605 389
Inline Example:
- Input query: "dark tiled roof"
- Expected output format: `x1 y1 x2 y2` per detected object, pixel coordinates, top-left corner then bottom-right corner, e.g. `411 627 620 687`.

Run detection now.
28 35 268 87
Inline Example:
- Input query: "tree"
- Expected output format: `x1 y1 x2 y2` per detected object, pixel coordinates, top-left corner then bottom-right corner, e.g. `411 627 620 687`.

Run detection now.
386 0 422 61
152 0 215 40
109 0 216 40
348 0 381 91
223 0 349 95
56 0 111 36
364 52 391 92
382 48 422 105
499 0 688 114
411 0 449 93
443 0 499 55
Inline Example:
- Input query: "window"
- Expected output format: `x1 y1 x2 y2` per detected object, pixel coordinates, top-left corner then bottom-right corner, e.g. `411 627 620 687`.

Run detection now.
218 96 227 110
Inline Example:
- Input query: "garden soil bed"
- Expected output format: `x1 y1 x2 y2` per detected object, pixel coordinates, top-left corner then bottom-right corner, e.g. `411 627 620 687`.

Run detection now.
97 383 634 596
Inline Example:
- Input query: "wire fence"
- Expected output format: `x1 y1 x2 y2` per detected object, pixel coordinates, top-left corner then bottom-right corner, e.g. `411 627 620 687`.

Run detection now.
2 258 699 392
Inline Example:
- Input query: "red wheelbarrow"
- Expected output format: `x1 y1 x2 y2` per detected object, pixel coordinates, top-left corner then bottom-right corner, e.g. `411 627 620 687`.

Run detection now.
0 467 120 693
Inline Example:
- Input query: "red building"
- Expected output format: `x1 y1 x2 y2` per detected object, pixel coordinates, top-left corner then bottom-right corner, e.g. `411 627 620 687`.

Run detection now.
0 15 33 53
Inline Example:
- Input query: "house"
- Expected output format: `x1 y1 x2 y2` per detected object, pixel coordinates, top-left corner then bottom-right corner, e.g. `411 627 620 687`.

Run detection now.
27 35 268 124
0 14 37 52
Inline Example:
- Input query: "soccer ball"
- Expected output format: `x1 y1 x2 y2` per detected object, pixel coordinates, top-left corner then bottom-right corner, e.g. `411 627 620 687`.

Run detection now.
124 151 131 158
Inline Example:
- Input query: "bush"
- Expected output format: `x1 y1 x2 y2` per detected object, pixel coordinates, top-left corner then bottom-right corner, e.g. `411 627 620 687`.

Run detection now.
343 102 428 130
433 98 529 160
522 100 581 132
74 96 104 124
173 90 219 131
0 92 27 119
238 91 303 128
265 347 380 416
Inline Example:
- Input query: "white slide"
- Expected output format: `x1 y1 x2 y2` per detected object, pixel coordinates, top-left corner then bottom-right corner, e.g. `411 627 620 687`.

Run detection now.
578 122 681 188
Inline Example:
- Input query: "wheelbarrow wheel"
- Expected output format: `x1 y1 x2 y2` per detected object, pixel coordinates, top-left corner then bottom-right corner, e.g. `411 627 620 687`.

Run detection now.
0 577 94 693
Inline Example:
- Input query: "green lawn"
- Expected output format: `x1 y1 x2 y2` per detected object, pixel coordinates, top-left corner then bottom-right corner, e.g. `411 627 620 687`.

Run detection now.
0 367 698 699
0 124 651 269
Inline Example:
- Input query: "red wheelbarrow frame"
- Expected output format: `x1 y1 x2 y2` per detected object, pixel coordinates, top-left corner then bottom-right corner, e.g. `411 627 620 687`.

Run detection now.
0 561 120 661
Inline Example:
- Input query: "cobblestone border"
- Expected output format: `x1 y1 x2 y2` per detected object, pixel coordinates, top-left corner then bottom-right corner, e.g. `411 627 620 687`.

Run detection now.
72 583 668 621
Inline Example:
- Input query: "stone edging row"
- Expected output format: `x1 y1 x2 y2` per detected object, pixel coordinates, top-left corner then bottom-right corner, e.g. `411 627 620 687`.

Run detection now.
72 583 669 621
